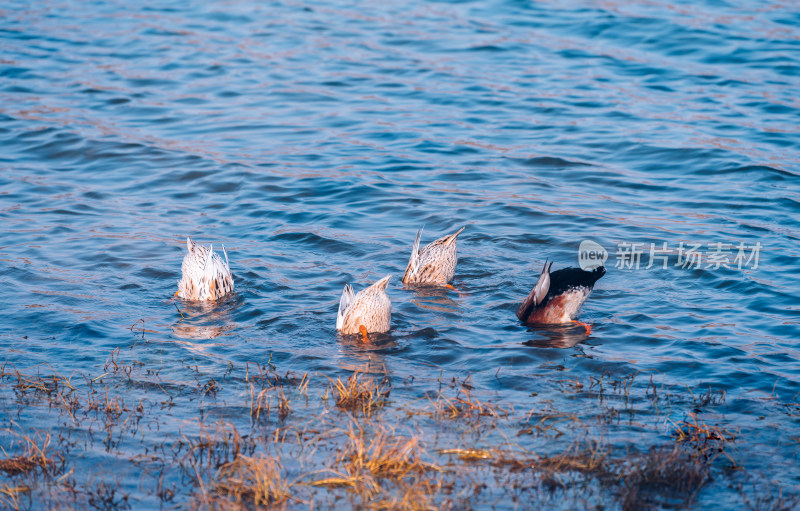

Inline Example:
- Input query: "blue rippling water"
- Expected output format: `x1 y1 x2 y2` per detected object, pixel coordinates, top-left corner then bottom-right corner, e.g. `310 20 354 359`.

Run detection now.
1 0 799 508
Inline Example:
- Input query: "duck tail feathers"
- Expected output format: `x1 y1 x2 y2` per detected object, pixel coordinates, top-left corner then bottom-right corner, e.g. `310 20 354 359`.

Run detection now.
336 283 355 330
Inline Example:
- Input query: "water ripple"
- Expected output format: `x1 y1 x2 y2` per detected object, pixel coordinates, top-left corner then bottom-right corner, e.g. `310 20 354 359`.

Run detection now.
1 0 799 506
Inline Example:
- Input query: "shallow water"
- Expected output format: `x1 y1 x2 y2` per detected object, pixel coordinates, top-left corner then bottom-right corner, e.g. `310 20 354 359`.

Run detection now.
1 0 799 508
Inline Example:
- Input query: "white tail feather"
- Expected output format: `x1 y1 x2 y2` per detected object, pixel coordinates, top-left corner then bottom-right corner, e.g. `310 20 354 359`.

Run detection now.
532 260 552 306
336 283 355 330
407 226 423 279
203 244 213 272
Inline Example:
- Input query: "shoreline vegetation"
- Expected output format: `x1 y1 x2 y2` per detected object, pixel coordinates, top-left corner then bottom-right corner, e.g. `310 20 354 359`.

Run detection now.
1 337 797 510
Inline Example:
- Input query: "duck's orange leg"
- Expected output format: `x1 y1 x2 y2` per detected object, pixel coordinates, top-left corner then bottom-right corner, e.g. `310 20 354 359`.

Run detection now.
445 284 466 298
173 290 179 299
359 325 369 343
571 320 592 336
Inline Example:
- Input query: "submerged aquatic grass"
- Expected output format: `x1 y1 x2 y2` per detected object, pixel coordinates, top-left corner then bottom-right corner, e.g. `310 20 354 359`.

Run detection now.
331 372 390 417
0 346 796 509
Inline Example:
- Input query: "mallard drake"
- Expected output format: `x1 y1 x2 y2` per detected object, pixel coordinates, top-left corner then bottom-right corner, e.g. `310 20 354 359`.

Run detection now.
336 275 392 338
517 260 605 330
401 226 465 286
176 238 234 301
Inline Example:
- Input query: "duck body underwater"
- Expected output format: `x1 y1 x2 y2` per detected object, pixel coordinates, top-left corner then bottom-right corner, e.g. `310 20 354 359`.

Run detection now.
402 226 465 287
336 275 392 336
176 238 234 301
517 261 605 325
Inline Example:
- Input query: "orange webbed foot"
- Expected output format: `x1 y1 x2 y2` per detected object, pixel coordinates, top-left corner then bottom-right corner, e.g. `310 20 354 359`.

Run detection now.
571 320 592 336
445 284 466 298
359 325 369 343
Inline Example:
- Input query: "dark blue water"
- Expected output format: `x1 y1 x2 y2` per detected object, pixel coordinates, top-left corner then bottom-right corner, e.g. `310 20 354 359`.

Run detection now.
1 0 799 508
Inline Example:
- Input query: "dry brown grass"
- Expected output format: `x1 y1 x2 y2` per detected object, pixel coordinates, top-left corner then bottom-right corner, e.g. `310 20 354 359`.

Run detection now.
437 448 494 462
87 387 127 421
670 412 737 465
338 423 439 480
213 455 293 508
277 386 291 420
519 411 582 438
178 419 247 473
529 437 609 475
0 355 787 510
309 420 441 505
0 431 64 510
440 436 610 480
249 384 291 423
739 481 800 511
0 456 40 476
558 376 585 393
3 364 75 397
332 372 390 417
437 437 712 510
671 412 735 444
0 432 57 476
367 476 443 511
0 484 30 510
618 447 710 511
103 347 143 380
249 384 269 422
202 379 220 395
423 389 509 421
